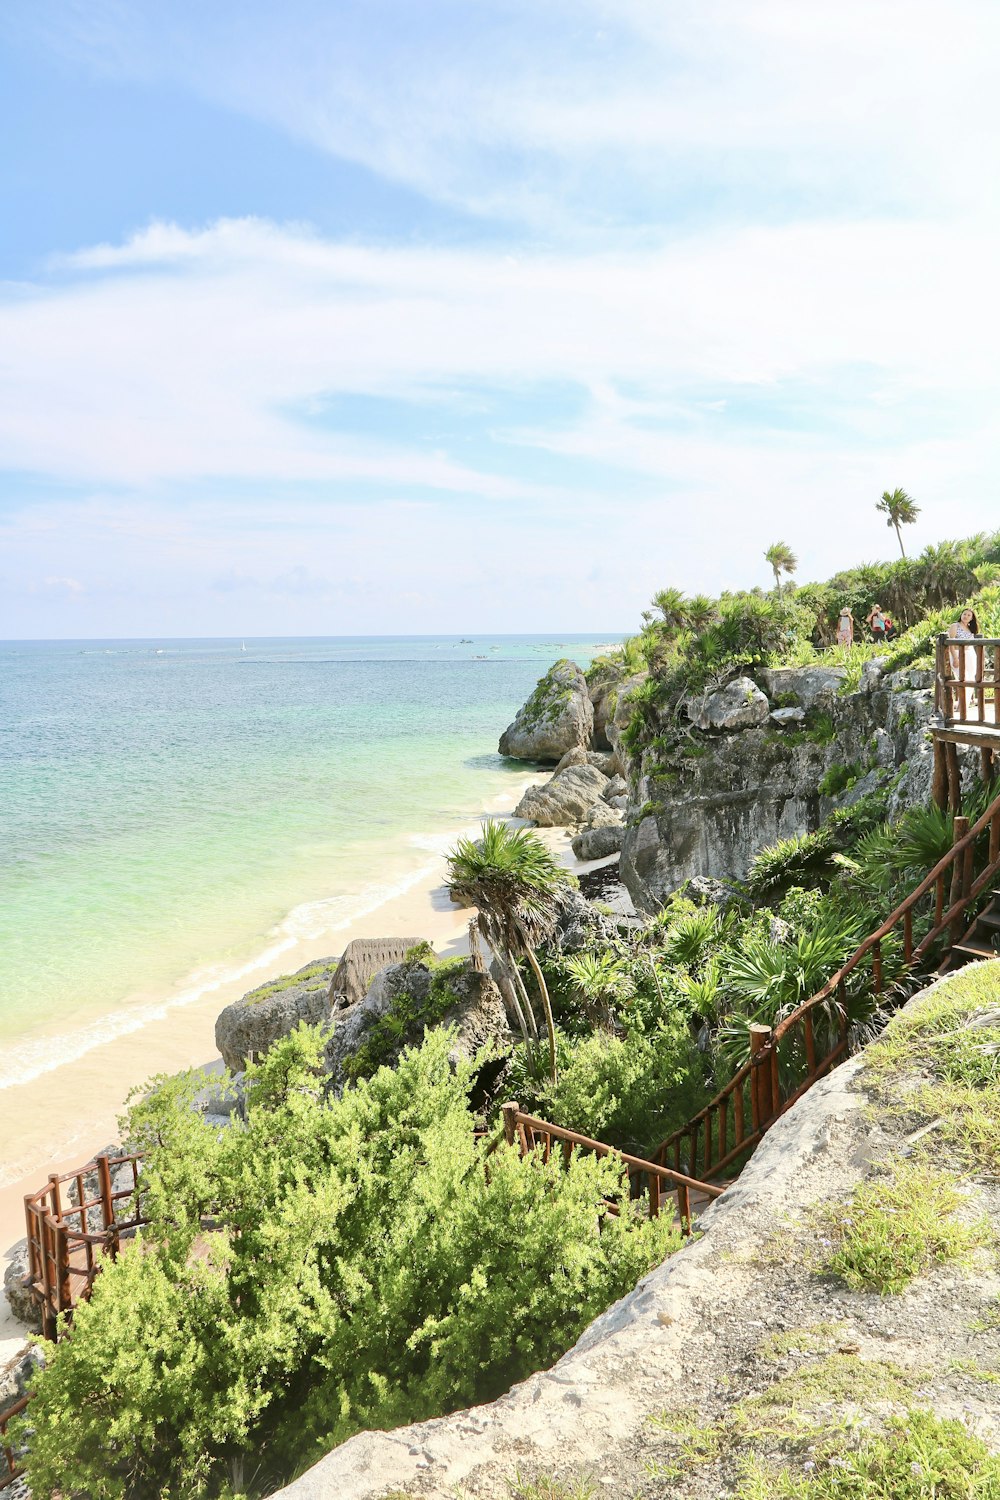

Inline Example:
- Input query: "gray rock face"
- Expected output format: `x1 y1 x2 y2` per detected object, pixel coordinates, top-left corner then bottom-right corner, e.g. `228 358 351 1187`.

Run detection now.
215 960 338 1072
514 763 609 826
554 746 619 777
499 659 594 763
685 676 770 731
323 959 510 1090
758 664 846 709
3 1241 39 1332
619 673 956 914
769 706 806 726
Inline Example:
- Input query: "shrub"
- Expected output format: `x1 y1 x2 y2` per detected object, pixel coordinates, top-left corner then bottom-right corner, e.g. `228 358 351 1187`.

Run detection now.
24 1028 679 1500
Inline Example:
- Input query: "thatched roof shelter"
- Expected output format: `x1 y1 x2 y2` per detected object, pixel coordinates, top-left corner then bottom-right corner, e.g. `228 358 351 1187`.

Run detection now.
327 937 424 1008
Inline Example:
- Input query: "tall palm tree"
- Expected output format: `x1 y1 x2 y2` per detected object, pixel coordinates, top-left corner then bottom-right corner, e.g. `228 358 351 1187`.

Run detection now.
876 488 920 558
764 542 798 593
446 820 567 1083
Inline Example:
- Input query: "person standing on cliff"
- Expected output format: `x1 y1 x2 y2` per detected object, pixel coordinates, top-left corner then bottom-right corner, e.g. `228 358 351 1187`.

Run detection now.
836 608 855 647
865 604 889 643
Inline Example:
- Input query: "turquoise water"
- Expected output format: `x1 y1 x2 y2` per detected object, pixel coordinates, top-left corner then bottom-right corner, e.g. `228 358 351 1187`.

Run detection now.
0 635 616 1088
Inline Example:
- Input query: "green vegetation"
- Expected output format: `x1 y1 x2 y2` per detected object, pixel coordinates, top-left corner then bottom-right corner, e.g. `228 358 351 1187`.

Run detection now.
447 819 567 1081
22 1027 678 1499
866 961 1000 1176
510 1476 598 1500
876 486 921 558
585 529 1000 757
342 954 469 1081
737 1409 1000 1498
241 961 332 1007
817 1159 989 1295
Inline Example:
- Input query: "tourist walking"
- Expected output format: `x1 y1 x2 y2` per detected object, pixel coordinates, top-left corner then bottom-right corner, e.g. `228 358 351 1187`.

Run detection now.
835 608 855 647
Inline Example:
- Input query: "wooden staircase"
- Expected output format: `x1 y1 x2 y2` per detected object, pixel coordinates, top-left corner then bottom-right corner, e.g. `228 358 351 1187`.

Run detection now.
941 890 1000 971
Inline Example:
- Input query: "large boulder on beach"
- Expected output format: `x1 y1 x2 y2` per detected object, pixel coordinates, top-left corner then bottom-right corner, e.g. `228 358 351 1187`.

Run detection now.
215 959 339 1072
571 802 625 861
323 958 511 1094
499 659 594 763
514 763 609 826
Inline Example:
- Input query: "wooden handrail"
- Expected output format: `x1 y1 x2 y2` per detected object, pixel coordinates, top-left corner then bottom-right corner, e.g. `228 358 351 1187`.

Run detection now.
654 785 1000 1182
0 1394 29 1492
936 633 999 727
23 1151 147 1339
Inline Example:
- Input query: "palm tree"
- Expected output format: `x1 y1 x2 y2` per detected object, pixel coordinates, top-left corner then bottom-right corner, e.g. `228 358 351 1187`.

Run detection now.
764 542 798 593
446 820 567 1083
650 587 690 633
876 488 920 558
685 594 717 632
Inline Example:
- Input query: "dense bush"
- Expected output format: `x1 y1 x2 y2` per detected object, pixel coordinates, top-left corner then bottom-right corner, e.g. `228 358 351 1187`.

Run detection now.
23 1028 679 1500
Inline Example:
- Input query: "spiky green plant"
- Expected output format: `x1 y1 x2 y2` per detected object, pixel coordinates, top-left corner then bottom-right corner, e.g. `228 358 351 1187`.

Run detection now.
764 541 798 593
447 820 568 1082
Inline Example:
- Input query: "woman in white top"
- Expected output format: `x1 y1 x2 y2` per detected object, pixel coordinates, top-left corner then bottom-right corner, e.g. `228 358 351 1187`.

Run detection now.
948 608 981 717
835 608 855 647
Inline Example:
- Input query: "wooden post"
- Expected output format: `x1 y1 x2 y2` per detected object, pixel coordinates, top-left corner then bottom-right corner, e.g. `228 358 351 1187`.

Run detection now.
748 1024 772 1132
872 939 883 996
932 738 948 809
947 742 961 814
936 634 949 722
501 1101 519 1148
981 747 995 788
903 907 913 964
949 816 969 943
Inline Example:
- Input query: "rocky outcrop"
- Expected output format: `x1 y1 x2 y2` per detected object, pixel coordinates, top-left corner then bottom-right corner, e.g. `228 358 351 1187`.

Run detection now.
685 676 770 731
328 939 423 1008
514 763 609 826
323 958 511 1091
215 960 338 1073
619 663 969 914
3 1243 38 1332
758 664 846 709
499 660 594 763
553 746 619 777
571 801 625 861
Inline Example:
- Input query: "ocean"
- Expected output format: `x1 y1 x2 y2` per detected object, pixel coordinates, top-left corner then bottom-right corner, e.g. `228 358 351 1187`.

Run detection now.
0 635 616 1096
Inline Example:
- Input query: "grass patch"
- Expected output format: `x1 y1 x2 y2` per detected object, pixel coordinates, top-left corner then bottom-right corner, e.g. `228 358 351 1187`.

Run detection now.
510 1476 598 1500
866 962 1000 1175
817 1160 989 1295
648 1355 917 1483
735 1408 1000 1498
756 1322 852 1360
241 961 334 1007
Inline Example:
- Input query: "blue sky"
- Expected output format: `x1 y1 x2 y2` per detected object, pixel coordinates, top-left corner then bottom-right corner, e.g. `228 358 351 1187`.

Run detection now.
1 1 998 637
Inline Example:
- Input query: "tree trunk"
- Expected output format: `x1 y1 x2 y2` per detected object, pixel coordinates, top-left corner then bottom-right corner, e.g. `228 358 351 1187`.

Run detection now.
894 521 906 558
525 945 558 1085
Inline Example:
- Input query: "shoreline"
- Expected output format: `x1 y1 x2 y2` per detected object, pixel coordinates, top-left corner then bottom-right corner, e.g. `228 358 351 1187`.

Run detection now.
0 771 598 1347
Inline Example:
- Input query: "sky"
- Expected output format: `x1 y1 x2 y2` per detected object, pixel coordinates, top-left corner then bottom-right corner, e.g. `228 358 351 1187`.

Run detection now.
1 1 998 638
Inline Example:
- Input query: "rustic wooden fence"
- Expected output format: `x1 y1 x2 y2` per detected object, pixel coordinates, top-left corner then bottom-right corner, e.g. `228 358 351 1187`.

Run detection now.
23 1152 146 1341
935 633 999 728
498 1103 723 1232
653 786 1000 1183
0 1394 29 1493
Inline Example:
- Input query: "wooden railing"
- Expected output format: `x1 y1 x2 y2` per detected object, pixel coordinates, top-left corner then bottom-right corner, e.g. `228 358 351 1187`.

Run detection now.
499 1104 723 1232
654 787 1000 1183
935 633 999 727
24 1151 146 1340
0 1394 29 1492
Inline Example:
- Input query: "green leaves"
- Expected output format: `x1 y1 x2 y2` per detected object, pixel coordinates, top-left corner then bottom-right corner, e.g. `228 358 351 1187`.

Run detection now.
25 1027 678 1500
